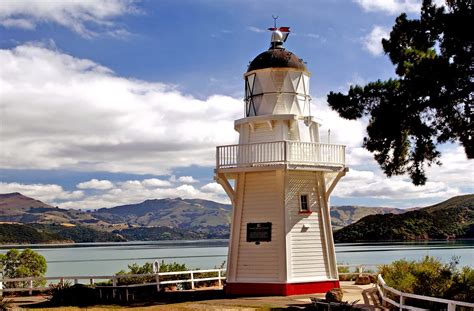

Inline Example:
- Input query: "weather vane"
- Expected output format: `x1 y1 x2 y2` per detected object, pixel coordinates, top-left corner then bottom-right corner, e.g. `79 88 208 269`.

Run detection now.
272 15 279 28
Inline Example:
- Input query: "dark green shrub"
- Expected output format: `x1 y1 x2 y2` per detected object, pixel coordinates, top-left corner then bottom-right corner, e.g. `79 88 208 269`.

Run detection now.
49 283 96 306
378 256 473 304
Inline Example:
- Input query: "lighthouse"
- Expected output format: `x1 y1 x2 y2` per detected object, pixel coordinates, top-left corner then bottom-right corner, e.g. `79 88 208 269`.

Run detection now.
215 25 347 296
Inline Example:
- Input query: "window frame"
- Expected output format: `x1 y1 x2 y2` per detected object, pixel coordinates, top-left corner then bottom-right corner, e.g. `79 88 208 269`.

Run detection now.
299 193 312 214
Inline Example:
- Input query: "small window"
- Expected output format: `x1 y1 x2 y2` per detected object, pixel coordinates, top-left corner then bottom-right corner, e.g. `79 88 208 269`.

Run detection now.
300 194 309 212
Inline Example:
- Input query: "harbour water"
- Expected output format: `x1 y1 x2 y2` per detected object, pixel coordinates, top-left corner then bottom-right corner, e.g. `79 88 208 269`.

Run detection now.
0 240 472 277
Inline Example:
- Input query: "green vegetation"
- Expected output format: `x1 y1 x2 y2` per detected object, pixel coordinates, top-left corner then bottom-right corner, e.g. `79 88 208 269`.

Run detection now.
334 195 474 241
379 256 474 305
0 223 125 244
327 0 473 185
49 283 97 307
115 261 190 289
331 206 404 230
0 249 47 288
0 224 62 244
32 224 125 243
116 225 229 241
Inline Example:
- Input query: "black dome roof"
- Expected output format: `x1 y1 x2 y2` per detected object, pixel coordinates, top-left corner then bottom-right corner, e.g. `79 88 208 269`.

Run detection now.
247 48 307 72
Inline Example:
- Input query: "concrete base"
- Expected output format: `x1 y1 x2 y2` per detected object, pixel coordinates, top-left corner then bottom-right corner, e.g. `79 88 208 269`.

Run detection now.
225 280 340 296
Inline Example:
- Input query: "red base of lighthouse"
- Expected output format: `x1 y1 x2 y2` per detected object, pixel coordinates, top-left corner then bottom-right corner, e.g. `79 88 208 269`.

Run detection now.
225 280 340 296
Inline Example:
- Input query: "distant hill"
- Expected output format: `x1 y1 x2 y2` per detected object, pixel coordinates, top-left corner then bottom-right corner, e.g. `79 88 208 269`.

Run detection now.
93 198 232 229
330 206 405 230
0 192 105 225
0 192 404 231
11 192 473 244
0 223 125 244
334 194 474 242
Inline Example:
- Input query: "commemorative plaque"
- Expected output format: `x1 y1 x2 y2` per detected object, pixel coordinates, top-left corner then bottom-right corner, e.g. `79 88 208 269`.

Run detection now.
247 222 272 243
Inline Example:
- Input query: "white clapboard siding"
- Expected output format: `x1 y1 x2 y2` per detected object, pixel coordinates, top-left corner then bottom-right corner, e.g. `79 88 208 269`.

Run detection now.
248 122 275 144
286 171 329 279
236 171 281 282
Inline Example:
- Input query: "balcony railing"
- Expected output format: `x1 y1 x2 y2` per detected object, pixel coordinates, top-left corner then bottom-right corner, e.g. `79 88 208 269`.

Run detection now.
216 141 345 169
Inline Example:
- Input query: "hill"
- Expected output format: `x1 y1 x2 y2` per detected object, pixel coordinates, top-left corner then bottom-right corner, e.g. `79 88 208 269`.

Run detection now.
93 198 232 229
0 192 404 232
334 194 474 242
0 192 104 225
0 223 125 244
4 192 452 244
330 205 404 230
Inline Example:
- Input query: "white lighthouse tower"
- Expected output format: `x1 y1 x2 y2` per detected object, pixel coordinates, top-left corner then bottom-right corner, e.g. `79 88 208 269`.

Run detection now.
215 26 347 295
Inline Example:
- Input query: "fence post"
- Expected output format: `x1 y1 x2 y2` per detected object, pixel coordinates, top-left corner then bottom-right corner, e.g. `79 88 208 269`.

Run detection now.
399 294 404 311
60 277 64 286
29 280 33 295
153 260 160 292
447 303 456 311
358 265 363 277
155 273 160 292
74 278 78 285
112 276 117 299
90 278 94 285
0 280 3 297
190 271 195 289
218 270 222 287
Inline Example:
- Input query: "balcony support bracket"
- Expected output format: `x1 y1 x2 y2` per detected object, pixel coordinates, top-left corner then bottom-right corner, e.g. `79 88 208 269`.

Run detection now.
325 167 348 198
215 173 235 205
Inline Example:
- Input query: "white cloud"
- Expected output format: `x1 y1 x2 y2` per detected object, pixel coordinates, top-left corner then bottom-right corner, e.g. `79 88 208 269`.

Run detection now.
354 0 446 15
335 175 461 203
201 182 225 194
142 178 173 188
247 26 265 33
363 25 390 56
0 177 231 210
0 182 84 203
0 18 35 30
0 0 136 38
77 179 114 190
0 44 241 175
354 0 421 14
312 97 366 148
177 176 199 183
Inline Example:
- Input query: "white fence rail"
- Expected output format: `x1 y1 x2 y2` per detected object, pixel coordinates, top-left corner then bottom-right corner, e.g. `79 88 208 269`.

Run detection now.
216 141 345 169
0 268 226 296
376 274 474 311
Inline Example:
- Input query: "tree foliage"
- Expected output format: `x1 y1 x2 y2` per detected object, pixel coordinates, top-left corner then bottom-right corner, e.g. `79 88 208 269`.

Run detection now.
0 249 47 288
379 256 474 304
327 0 473 185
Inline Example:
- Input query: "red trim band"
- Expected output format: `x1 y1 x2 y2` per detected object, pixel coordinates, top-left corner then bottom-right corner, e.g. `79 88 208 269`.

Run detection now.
225 280 340 296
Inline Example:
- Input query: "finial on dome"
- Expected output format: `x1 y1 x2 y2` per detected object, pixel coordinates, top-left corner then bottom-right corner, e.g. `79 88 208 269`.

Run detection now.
268 17 290 49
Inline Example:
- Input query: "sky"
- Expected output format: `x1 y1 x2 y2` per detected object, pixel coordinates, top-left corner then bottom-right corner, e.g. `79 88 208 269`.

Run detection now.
0 0 472 210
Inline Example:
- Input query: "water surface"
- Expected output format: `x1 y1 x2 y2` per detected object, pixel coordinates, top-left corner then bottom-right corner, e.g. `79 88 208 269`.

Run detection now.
0 240 472 277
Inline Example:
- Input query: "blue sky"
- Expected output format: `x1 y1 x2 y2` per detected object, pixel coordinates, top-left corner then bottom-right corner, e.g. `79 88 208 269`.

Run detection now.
0 0 472 209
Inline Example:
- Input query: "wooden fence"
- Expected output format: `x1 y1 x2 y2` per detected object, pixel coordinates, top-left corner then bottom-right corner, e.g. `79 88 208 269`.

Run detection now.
376 274 474 311
0 268 225 296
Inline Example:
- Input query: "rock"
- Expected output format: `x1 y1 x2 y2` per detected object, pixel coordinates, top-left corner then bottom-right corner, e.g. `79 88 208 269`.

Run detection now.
325 288 343 303
355 274 371 285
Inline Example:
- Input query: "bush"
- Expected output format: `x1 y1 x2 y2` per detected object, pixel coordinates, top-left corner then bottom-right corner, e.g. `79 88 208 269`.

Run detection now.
338 264 357 281
0 249 47 289
49 283 97 306
378 256 474 304
115 261 190 289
